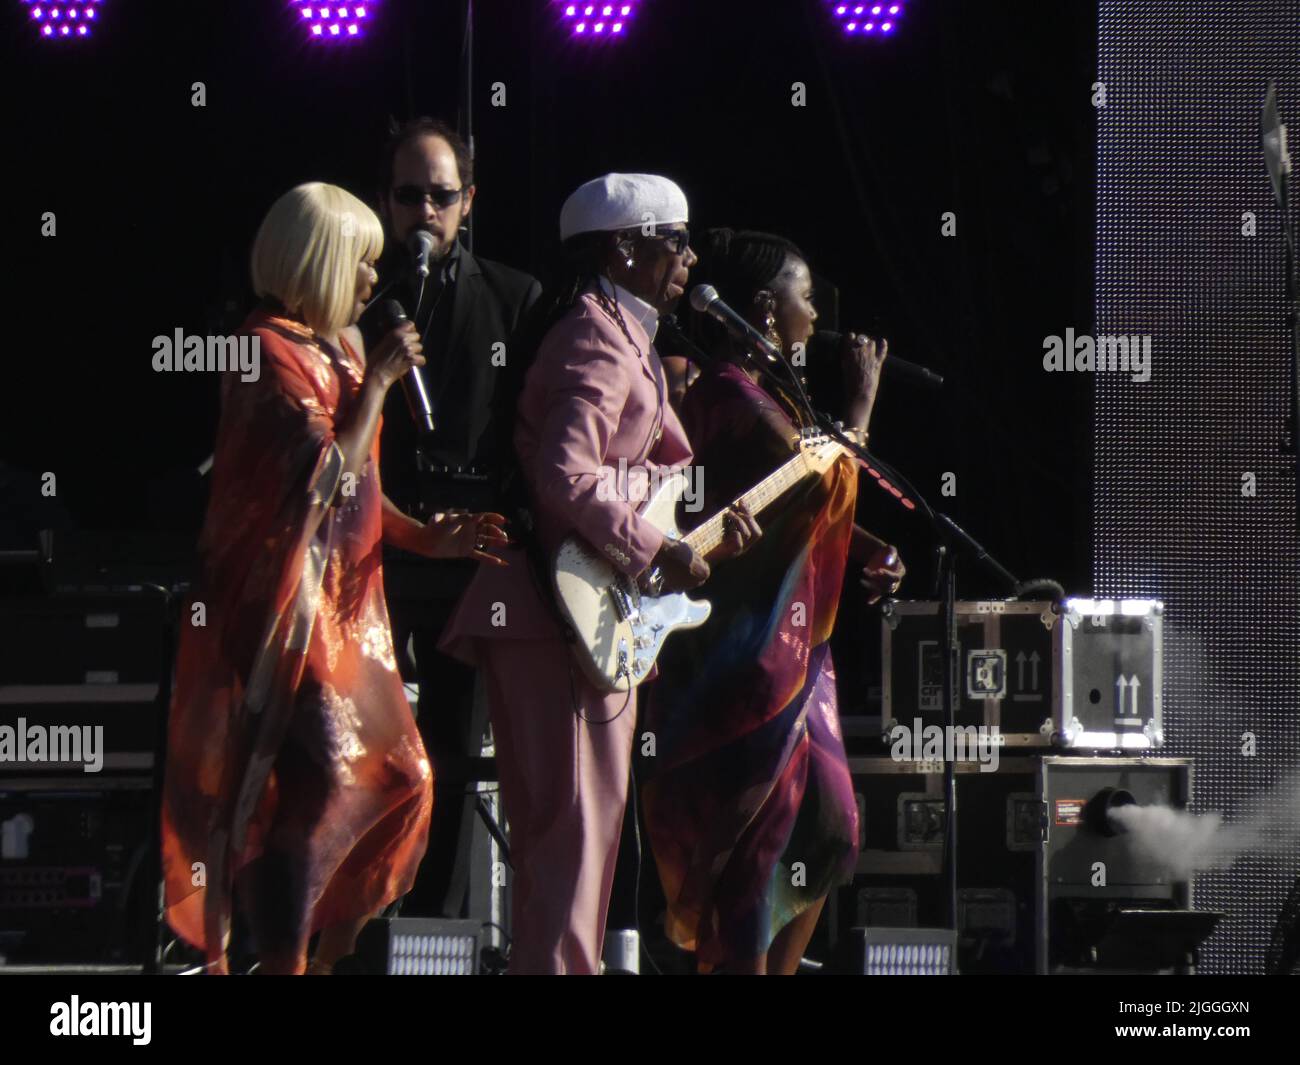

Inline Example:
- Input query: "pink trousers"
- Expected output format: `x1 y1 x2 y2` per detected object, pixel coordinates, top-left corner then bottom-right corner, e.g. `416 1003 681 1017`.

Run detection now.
478 638 637 974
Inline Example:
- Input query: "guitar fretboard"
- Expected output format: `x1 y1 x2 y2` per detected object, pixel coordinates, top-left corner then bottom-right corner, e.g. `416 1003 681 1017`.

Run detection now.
680 441 841 556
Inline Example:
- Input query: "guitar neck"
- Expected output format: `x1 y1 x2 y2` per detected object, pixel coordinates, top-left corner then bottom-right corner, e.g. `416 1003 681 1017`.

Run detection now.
680 445 838 557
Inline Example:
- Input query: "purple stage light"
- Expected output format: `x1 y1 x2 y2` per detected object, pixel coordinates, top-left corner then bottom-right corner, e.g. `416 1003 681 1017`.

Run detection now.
558 0 638 40
826 0 905 38
23 0 105 41
291 0 373 42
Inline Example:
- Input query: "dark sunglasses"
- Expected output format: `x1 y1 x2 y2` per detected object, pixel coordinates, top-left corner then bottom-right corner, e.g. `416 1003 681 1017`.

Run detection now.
646 227 690 255
393 184 465 209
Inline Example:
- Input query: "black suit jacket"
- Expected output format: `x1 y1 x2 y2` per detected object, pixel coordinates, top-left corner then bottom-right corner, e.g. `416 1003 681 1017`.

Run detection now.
378 244 542 518
375 245 540 614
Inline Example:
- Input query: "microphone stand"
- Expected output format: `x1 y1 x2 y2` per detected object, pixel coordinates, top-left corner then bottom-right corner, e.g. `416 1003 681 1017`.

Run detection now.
1261 81 1300 535
458 0 475 255
728 333 1030 947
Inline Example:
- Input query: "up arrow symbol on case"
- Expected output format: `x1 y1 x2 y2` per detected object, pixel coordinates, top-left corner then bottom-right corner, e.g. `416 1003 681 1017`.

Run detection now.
1115 674 1140 715
1017 650 1042 690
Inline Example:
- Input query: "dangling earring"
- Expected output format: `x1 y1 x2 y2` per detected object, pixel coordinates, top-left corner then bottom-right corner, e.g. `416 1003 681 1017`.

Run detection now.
758 293 782 360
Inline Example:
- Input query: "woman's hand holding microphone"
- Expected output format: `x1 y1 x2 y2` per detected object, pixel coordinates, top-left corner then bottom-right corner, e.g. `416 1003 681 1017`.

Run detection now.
363 320 425 395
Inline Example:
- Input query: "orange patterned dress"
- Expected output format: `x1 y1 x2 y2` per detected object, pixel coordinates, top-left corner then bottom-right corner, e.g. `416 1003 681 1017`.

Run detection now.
161 308 432 971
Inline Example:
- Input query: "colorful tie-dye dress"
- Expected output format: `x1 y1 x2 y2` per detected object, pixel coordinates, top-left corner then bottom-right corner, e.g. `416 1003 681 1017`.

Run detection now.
642 362 860 968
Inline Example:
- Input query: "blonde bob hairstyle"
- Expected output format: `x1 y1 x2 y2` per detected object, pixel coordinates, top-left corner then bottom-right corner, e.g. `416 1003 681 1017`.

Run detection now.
250 182 384 336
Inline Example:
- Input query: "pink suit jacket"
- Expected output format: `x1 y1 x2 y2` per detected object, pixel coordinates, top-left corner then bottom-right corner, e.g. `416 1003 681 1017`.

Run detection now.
441 290 693 658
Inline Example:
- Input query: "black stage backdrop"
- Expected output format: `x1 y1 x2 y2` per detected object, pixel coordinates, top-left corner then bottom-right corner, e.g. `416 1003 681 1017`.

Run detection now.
3 0 1096 609
1093 0 1300 973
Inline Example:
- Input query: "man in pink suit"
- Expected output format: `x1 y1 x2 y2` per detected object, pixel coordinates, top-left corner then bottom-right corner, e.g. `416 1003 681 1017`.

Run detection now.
441 174 759 973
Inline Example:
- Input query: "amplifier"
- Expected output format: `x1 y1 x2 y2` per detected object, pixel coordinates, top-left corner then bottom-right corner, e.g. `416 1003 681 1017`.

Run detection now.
830 755 1200 973
0 776 155 964
838 755 1039 973
882 597 1163 749
0 587 171 773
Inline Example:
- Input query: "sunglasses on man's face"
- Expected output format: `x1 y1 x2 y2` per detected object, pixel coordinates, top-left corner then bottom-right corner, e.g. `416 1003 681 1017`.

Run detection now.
392 184 465 209
646 227 690 255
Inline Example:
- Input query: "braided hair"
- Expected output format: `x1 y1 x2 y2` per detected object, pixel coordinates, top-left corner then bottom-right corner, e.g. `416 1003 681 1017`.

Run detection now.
689 227 812 422
696 228 805 310
519 231 642 361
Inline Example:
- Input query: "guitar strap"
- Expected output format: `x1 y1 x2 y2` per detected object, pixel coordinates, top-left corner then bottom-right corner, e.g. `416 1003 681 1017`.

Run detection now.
631 342 668 469
592 276 667 472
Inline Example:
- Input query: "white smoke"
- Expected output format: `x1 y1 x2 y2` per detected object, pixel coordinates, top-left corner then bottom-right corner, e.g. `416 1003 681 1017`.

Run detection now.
1109 805 1243 877
1110 769 1300 878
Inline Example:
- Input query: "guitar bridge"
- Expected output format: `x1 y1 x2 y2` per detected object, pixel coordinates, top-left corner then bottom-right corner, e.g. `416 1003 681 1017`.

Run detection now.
608 574 641 622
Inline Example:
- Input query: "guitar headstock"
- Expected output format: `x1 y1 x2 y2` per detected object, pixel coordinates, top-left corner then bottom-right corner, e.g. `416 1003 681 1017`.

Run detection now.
796 427 850 473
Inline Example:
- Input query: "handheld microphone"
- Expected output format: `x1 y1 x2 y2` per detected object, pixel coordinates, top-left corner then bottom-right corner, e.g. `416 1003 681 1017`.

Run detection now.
689 284 784 363
376 298 435 433
408 229 435 280
808 331 944 389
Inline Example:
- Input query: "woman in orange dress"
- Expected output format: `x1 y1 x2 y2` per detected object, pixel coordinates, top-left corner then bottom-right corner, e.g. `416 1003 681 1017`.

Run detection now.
161 183 508 974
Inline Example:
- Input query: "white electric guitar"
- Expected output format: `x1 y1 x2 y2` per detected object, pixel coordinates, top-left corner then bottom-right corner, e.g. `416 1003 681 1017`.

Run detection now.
552 428 860 693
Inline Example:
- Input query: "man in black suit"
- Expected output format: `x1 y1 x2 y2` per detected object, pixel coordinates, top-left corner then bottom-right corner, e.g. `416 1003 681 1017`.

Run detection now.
367 117 541 918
